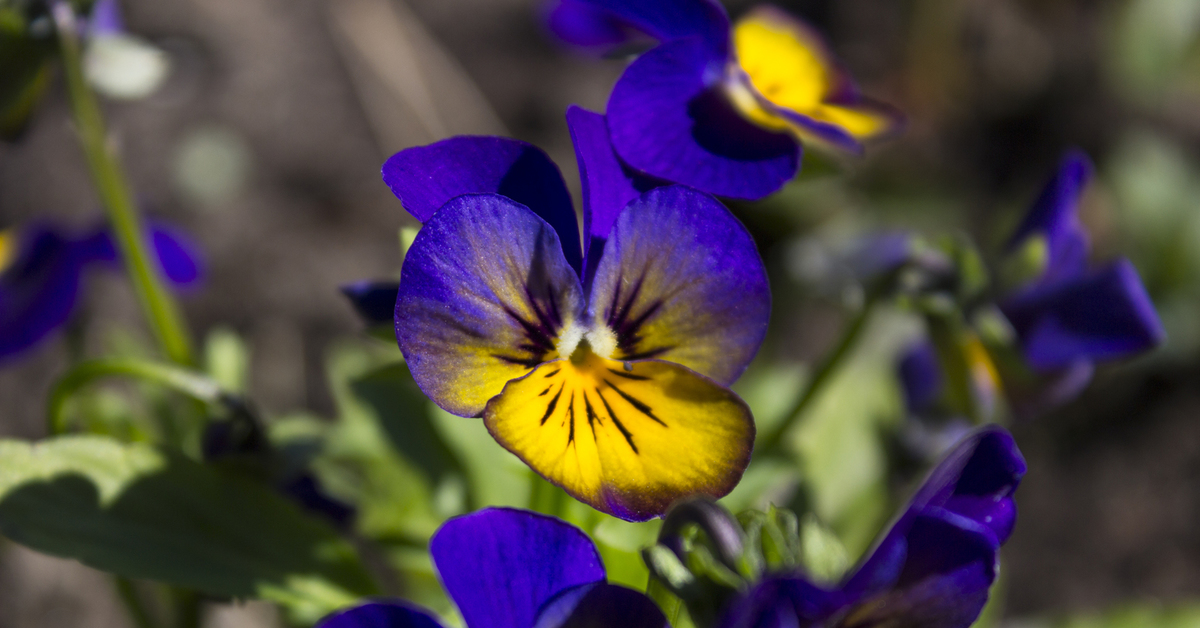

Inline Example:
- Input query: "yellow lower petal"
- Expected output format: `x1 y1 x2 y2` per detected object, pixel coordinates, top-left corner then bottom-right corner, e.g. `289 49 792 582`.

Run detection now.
483 350 755 521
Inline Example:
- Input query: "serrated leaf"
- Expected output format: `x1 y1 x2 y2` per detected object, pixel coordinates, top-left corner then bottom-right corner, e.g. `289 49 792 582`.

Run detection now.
0 435 377 624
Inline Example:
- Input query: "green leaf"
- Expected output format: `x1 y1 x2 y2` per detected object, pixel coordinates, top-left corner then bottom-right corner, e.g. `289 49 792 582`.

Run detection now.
0 435 377 624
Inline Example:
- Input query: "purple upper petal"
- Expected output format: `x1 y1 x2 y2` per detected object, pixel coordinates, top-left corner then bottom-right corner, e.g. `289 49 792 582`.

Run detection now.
568 0 731 58
533 582 668 628
565 106 661 284
317 601 446 628
606 37 800 200
430 508 606 628
587 185 771 385
546 0 636 49
79 222 206 287
382 137 583 274
0 226 89 361
340 280 401 327
394 194 585 417
1006 150 1093 285
1001 259 1165 371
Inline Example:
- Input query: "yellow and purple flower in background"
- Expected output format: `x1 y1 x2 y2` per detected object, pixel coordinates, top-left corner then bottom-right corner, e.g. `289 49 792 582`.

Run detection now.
899 151 1164 419
318 508 666 628
0 219 202 363
372 108 769 521
718 426 1025 628
545 0 903 199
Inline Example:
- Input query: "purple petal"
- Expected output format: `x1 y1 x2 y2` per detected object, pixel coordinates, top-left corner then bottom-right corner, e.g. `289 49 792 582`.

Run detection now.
430 508 605 628
88 0 125 36
717 577 842 628
907 426 1026 543
534 582 668 628
317 601 445 628
79 222 206 287
1006 150 1093 284
898 342 943 414
565 106 661 284
395 194 585 417
0 226 88 361
839 511 998 628
545 0 635 49
568 0 730 58
340 280 401 327
587 185 770 385
606 37 800 200
382 137 582 274
1001 259 1165 370
843 426 1023 603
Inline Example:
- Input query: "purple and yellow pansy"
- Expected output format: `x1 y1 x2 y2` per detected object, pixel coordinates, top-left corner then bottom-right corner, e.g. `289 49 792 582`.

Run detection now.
318 508 666 628
547 0 903 199
0 219 202 363
379 109 769 521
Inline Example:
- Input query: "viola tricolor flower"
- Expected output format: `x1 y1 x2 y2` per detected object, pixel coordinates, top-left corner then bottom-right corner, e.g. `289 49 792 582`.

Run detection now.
0 220 202 362
719 426 1025 628
318 508 666 628
382 108 769 521
548 0 903 199
898 151 1164 416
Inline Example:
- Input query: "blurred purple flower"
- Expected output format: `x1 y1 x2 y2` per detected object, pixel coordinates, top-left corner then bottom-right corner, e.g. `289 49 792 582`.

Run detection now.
0 220 203 363
544 0 903 199
719 426 1025 628
898 151 1164 416
317 508 665 628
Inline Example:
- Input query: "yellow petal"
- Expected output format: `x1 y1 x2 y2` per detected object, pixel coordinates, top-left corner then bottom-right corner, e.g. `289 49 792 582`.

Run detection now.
483 350 754 521
0 229 15 275
732 8 832 114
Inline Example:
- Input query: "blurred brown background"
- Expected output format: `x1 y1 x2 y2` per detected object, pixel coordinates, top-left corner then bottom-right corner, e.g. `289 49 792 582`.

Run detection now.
1 0 1198 625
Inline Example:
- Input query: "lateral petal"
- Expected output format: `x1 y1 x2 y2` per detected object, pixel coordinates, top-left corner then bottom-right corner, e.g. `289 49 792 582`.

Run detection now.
395 194 585 417
534 582 668 628
568 0 731 58
588 186 770 386
484 354 754 521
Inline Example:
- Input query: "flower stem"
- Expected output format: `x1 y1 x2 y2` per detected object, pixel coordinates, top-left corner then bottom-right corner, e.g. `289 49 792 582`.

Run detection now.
51 1 194 367
113 577 160 628
755 296 877 455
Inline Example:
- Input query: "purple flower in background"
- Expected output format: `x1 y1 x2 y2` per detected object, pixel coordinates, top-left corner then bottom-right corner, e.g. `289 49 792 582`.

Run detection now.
0 220 202 363
378 109 768 521
898 151 1164 416
341 280 401 327
545 0 903 200
719 426 1025 628
317 508 666 628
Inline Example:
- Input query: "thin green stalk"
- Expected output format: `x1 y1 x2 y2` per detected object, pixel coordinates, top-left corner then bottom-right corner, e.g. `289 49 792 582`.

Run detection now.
51 1 194 366
114 577 160 628
755 297 878 455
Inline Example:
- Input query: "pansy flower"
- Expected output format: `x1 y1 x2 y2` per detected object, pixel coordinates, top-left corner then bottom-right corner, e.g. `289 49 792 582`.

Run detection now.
318 508 666 628
899 151 1164 417
546 0 903 199
718 425 1025 628
0 220 202 362
381 108 769 521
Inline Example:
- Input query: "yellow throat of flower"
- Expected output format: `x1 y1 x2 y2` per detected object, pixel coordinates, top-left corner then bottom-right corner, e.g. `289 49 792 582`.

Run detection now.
0 229 16 276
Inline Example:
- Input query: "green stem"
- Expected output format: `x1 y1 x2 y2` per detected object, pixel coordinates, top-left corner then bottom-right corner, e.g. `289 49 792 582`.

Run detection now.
47 357 225 436
114 577 160 628
51 1 194 366
755 296 878 455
